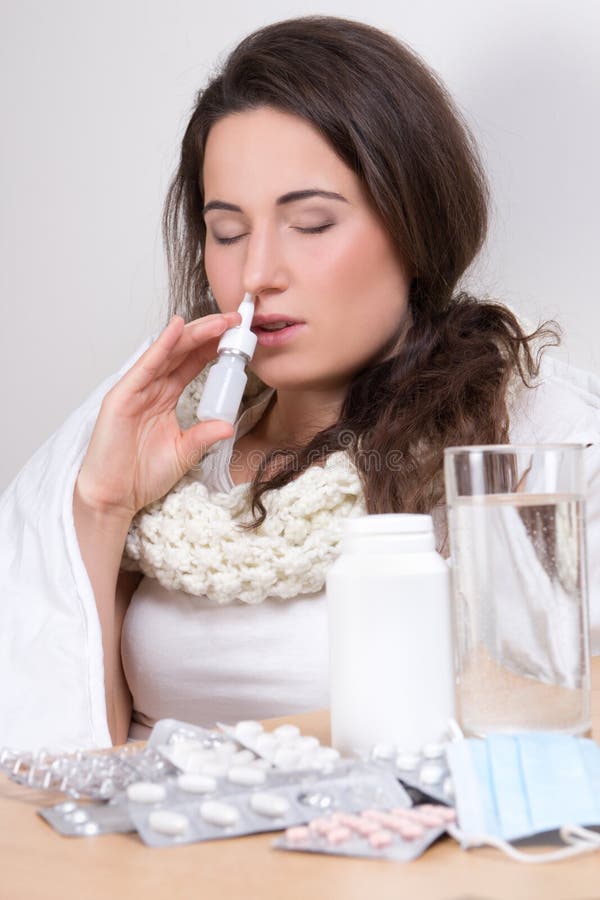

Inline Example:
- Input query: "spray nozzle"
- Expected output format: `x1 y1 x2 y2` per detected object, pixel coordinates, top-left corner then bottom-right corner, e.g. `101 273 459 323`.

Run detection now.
217 292 257 360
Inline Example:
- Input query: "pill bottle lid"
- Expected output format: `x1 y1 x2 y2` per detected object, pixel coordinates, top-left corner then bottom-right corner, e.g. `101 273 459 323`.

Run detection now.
342 513 433 535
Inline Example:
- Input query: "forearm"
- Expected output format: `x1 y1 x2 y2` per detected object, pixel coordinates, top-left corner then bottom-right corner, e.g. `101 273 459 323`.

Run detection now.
73 479 135 744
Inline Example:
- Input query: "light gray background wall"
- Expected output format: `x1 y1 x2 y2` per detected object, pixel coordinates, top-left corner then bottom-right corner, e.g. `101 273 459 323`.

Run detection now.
1 0 598 491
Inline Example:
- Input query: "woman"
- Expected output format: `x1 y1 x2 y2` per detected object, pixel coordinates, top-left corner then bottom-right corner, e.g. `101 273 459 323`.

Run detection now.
1 16 599 750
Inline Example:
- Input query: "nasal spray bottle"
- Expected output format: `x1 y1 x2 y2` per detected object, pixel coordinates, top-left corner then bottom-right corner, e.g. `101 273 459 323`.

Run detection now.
196 292 257 425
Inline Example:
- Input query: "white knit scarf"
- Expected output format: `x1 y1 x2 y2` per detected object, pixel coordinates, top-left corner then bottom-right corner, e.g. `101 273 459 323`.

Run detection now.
119 364 367 604
119 356 529 604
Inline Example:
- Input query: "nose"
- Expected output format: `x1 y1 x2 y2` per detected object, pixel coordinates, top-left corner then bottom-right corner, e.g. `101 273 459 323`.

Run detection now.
242 223 289 298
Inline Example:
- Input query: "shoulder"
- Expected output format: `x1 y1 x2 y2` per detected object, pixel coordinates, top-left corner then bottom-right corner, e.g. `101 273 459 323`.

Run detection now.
508 354 600 445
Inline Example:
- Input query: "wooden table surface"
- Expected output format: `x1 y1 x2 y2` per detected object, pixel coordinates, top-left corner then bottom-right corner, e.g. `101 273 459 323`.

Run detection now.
2 659 600 900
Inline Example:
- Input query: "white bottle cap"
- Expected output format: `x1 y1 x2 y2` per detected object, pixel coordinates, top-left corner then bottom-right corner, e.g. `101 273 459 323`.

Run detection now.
217 292 257 359
342 514 433 535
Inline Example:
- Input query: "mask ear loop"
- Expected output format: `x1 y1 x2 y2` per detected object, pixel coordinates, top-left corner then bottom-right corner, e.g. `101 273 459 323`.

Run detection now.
560 824 600 847
447 824 600 864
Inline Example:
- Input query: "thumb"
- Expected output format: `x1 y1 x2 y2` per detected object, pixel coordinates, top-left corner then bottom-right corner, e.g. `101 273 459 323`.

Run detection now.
179 419 235 471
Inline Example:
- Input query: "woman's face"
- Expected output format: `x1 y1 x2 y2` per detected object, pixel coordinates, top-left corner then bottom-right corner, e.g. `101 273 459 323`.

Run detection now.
202 106 411 392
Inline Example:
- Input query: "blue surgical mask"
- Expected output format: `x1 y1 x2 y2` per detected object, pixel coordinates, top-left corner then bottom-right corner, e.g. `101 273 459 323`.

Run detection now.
446 733 600 862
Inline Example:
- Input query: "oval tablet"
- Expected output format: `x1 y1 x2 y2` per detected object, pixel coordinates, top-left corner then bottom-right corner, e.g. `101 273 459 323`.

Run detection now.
273 724 300 742
395 751 421 771
177 773 217 794
234 720 263 741
419 762 445 785
149 809 189 836
199 800 240 827
126 781 167 804
248 792 291 818
227 765 266 786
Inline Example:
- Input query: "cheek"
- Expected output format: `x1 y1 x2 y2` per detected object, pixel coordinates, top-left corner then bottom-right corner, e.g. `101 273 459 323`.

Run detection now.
204 247 241 313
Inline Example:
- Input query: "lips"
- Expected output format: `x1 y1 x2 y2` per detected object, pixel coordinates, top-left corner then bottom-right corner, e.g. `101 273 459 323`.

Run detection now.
249 312 306 347
251 314 304 330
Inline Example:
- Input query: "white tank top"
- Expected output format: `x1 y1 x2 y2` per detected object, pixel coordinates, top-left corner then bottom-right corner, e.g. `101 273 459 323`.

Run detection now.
121 388 329 739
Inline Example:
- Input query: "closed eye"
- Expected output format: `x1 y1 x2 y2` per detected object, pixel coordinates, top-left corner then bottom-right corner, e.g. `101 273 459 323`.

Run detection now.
294 223 334 234
213 234 246 246
212 223 334 245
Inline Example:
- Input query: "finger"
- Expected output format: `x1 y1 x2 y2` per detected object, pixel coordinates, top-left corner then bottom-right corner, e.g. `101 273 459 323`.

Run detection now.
126 314 232 392
178 419 235 471
153 311 243 380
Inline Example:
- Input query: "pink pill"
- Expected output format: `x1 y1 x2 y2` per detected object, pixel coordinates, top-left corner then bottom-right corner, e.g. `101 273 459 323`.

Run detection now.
285 826 311 843
438 807 457 823
326 826 351 845
369 829 393 849
337 813 364 830
414 811 447 828
397 821 425 840
353 819 380 836
309 817 337 835
362 809 388 824
390 807 412 818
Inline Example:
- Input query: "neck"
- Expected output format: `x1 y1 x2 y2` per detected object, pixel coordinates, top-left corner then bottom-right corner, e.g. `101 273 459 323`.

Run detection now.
258 386 347 449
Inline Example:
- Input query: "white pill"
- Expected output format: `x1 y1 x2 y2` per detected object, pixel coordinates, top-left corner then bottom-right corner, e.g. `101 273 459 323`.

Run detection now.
198 761 229 778
442 776 455 798
126 781 167 804
200 800 240 827
232 749 256 765
214 741 238 759
166 741 204 770
422 742 445 760
395 751 421 771
296 735 319 752
254 733 277 757
419 762 445 784
234 720 264 741
371 743 396 761
184 749 218 773
249 792 291 818
273 724 300 742
251 758 272 770
227 765 267 786
177 773 217 794
273 746 302 770
149 810 189 836
314 747 341 764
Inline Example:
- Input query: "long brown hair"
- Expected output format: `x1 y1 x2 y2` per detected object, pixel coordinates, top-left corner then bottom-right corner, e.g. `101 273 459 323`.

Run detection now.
163 15 558 527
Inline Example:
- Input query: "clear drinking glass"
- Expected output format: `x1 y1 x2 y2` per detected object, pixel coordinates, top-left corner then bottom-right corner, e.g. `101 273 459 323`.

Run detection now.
444 444 591 736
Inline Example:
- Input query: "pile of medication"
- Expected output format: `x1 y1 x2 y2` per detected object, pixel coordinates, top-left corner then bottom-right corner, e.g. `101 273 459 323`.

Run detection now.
2 717 458 862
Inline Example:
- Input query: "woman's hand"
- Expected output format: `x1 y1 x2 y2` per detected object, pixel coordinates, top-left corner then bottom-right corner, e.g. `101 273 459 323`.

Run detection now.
75 312 241 519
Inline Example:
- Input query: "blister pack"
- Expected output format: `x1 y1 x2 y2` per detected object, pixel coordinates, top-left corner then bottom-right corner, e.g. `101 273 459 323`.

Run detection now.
39 798 133 836
148 718 274 778
130 766 411 848
218 720 341 772
1 744 176 800
368 741 454 805
274 802 457 862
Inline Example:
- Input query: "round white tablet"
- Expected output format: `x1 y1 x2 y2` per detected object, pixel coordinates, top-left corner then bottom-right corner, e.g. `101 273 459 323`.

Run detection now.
176 773 218 794
273 724 300 742
149 809 189 836
234 720 264 741
199 800 240 827
227 765 267 786
126 781 167 804
248 792 291 818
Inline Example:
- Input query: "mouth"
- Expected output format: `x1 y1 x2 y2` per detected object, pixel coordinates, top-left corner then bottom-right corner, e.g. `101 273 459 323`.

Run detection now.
251 318 306 348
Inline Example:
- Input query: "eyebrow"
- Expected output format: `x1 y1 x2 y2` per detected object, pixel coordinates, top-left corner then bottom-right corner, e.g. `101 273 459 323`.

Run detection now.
202 189 348 215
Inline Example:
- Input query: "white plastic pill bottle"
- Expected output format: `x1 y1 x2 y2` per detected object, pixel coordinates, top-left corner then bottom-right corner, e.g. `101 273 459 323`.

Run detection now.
326 513 455 756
